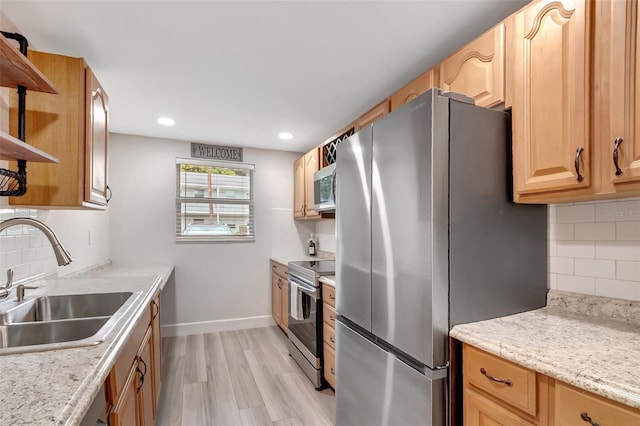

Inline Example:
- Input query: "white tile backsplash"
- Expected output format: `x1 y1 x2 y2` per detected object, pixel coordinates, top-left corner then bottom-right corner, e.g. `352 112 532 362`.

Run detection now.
315 219 336 254
549 197 640 301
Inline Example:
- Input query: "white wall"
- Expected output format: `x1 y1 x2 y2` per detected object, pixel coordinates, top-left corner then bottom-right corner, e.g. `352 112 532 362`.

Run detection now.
108 133 301 330
549 198 640 300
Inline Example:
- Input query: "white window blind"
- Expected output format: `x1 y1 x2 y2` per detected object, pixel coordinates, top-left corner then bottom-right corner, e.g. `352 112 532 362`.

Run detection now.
176 158 255 242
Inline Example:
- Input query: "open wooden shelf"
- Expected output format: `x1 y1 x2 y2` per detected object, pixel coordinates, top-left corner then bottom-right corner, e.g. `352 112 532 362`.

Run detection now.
0 34 58 94
0 130 58 163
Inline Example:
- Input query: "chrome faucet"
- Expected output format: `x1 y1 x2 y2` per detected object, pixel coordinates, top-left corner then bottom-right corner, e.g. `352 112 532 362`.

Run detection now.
0 218 73 299
0 217 73 266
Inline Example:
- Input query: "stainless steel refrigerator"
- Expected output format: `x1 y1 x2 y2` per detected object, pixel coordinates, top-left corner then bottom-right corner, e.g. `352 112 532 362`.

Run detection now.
334 89 547 425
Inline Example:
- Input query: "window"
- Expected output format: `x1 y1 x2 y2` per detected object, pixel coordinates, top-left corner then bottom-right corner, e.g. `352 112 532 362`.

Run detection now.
176 158 255 241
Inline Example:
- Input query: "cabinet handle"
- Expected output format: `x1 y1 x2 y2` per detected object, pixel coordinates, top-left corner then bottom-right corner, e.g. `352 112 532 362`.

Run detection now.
272 265 276 269
135 367 145 393
278 279 282 289
329 294 336 300
152 300 159 320
330 315 335 321
580 412 601 426
105 185 112 203
330 367 335 375
139 357 148 376
330 336 335 343
613 137 624 176
479 368 512 387
575 146 585 182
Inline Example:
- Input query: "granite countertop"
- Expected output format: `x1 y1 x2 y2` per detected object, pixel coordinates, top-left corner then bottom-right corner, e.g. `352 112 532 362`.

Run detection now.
271 253 335 266
0 264 174 426
450 290 640 410
320 275 336 287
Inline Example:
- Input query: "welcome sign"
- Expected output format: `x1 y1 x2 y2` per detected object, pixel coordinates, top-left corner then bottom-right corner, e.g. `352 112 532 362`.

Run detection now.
191 143 243 162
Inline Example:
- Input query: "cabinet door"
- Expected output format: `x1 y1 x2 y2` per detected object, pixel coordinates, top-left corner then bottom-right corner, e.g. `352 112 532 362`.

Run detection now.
281 279 289 333
512 0 593 201
151 294 162 414
553 381 640 425
390 70 436 111
604 0 640 193
138 328 154 426
109 363 140 426
271 272 282 327
440 23 505 107
356 99 390 130
85 66 109 206
304 148 320 218
464 388 536 426
293 156 305 218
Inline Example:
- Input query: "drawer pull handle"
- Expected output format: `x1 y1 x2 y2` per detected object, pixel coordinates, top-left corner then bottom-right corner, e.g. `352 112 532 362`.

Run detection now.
330 336 335 343
329 294 336 300
136 367 145 393
330 367 335 375
330 315 335 321
613 137 624 176
575 146 585 182
580 413 600 426
480 368 512 387
152 300 159 320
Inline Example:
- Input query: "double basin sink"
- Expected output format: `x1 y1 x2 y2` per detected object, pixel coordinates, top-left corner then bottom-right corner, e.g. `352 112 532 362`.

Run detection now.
0 291 142 355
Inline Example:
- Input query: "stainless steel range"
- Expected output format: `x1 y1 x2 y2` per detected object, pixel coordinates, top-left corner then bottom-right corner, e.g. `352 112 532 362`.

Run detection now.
287 260 335 389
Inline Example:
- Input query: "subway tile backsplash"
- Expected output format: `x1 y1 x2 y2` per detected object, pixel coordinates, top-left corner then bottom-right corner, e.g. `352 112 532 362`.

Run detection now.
549 197 640 300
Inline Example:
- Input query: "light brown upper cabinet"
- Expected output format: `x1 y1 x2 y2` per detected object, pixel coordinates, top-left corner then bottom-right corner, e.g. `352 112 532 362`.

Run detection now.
390 70 437 111
600 0 640 195
511 0 594 203
9 51 109 208
293 147 321 219
439 23 505 108
355 99 390 131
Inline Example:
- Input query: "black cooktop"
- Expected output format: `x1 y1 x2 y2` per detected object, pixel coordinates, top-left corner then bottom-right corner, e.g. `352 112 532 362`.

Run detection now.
288 260 335 276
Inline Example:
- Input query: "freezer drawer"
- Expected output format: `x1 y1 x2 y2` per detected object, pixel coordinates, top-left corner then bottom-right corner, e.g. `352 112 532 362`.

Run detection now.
335 320 446 426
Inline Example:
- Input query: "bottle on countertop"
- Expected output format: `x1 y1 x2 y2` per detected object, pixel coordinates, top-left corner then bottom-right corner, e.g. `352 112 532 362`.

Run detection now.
308 233 318 256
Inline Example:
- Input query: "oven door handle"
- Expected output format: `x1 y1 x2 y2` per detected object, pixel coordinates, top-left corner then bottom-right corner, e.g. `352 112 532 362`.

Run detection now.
289 276 319 300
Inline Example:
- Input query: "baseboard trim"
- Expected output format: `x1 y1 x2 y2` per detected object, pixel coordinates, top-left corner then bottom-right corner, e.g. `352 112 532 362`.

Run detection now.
161 315 276 337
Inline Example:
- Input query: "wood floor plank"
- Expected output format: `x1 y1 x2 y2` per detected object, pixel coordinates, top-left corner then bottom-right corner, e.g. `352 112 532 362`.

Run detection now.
217 330 264 409
164 335 187 357
248 328 293 376
273 418 304 426
244 348 298 422
205 363 243 425
220 330 245 365
156 355 185 426
182 382 211 426
184 333 207 384
239 406 273 426
279 372 333 426
203 331 226 366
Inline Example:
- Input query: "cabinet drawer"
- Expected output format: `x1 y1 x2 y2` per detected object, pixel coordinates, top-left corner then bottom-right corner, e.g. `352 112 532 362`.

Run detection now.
464 387 536 426
324 342 336 389
464 345 536 416
323 321 336 349
112 308 151 402
322 283 336 307
554 381 640 425
323 302 336 328
271 261 288 279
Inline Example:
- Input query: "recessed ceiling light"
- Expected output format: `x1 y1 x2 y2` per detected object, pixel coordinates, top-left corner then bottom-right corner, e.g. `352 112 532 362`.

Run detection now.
157 117 175 126
278 132 293 140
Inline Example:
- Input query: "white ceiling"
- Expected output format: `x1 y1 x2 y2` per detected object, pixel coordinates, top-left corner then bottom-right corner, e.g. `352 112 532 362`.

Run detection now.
2 0 528 153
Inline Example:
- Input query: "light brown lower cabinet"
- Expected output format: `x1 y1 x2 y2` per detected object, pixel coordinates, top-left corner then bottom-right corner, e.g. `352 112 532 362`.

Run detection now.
107 290 162 426
271 260 289 333
462 343 640 425
322 283 336 389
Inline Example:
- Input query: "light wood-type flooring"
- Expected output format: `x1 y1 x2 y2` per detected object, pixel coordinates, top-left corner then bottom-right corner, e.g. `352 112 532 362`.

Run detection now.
156 326 335 426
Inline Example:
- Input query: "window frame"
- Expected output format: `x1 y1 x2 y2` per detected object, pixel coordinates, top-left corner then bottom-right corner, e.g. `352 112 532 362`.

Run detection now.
175 157 256 242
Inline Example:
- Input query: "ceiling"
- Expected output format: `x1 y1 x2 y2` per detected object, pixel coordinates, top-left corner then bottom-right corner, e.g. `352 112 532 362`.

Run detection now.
1 0 528 153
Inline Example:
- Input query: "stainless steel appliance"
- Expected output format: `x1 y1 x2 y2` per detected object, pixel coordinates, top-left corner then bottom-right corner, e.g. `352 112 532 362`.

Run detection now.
335 89 547 425
287 260 335 388
313 163 336 212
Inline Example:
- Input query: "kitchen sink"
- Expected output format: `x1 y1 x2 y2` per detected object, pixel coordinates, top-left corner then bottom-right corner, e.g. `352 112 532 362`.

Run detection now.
0 291 142 355
0 292 134 325
0 317 110 348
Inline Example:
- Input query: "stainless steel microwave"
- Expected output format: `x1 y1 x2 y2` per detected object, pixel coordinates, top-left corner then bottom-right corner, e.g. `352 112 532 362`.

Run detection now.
313 163 336 212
